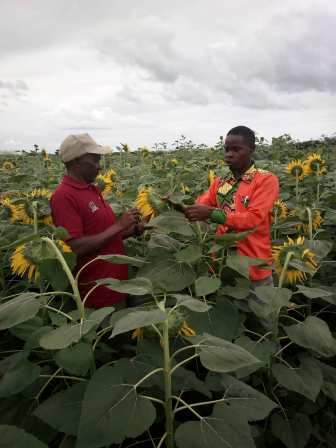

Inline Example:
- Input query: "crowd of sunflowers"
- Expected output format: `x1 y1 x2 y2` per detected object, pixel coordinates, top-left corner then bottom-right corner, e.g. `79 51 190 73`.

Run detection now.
0 143 333 290
0 135 336 448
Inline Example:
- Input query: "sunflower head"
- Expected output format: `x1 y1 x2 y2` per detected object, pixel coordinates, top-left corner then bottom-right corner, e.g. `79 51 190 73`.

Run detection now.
96 173 113 196
292 208 324 233
286 159 307 180
272 199 288 221
272 236 318 284
135 187 163 219
303 153 327 175
11 239 71 282
41 149 49 161
208 170 216 185
104 169 117 182
2 160 15 171
0 197 21 222
121 143 130 153
18 188 53 226
170 158 179 167
139 146 150 157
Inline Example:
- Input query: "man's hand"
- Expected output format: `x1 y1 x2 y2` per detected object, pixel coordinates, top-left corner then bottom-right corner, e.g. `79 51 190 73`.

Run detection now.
183 204 213 222
117 208 141 231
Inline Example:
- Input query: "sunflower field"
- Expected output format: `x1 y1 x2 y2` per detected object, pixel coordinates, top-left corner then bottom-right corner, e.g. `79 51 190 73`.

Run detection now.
0 135 336 448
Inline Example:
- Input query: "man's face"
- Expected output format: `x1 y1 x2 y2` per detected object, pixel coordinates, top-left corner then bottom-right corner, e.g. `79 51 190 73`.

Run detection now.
74 153 101 183
224 134 254 172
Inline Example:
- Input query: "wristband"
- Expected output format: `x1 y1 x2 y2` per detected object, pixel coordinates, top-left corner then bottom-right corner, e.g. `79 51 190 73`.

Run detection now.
210 208 227 224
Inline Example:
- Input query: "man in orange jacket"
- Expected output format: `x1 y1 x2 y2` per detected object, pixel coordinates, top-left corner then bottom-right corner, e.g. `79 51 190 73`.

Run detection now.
184 125 279 286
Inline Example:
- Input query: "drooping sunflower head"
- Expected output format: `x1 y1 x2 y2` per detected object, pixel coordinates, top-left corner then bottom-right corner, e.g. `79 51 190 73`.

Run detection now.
272 236 318 284
135 186 163 220
286 159 307 180
11 243 39 282
208 170 216 185
139 146 150 157
121 143 131 153
104 169 117 182
18 188 53 226
295 209 323 234
2 160 15 171
10 239 71 282
41 149 49 161
303 153 327 175
0 197 21 222
96 173 113 196
170 158 179 167
272 199 288 221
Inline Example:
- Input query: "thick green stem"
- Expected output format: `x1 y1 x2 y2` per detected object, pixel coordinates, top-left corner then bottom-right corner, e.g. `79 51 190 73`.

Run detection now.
316 179 320 207
273 209 278 240
32 201 39 235
41 237 85 320
305 207 313 241
295 172 299 203
163 319 174 448
278 251 295 288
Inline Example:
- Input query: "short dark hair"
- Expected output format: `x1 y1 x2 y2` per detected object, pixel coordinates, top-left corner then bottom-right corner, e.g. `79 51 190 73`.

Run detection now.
227 126 255 150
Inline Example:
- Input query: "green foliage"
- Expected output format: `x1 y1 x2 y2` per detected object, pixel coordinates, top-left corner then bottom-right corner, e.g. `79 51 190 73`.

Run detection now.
0 138 336 447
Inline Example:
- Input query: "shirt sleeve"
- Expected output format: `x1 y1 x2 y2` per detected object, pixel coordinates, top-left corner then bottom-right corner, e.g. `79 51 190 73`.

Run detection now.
50 192 84 240
225 174 279 231
195 178 220 207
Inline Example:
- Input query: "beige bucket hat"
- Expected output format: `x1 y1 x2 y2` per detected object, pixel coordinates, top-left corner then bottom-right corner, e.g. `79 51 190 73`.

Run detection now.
59 133 112 163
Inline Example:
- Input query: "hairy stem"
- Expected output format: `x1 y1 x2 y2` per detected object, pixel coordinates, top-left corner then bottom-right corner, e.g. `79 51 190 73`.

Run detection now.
163 319 174 448
41 237 85 320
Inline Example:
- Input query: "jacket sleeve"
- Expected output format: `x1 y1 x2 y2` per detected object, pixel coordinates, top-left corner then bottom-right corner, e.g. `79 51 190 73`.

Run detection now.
225 174 279 231
195 178 220 207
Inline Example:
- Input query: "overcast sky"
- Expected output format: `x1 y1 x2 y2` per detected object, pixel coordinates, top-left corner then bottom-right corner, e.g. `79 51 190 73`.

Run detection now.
1 0 335 152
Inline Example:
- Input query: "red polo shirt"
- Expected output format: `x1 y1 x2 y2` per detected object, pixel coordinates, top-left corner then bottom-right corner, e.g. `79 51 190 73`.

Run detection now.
196 167 279 281
50 175 128 308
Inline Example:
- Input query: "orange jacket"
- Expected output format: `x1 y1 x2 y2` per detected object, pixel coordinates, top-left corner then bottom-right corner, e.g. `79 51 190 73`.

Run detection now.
197 166 279 281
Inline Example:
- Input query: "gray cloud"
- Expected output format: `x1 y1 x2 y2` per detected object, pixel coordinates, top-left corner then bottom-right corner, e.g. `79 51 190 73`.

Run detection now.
0 0 335 150
0 80 29 105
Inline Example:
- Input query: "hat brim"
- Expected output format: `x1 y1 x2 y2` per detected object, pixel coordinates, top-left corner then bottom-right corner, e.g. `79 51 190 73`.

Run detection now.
88 145 112 155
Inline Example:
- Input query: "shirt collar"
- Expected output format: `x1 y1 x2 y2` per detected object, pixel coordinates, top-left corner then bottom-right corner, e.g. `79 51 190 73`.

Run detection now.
223 162 257 184
62 175 96 190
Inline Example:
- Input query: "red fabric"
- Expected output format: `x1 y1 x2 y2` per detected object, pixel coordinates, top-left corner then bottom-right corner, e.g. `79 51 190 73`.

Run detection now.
50 175 128 308
197 170 279 281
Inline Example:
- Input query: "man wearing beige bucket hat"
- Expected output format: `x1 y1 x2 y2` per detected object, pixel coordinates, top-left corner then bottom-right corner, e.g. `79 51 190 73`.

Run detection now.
50 133 142 309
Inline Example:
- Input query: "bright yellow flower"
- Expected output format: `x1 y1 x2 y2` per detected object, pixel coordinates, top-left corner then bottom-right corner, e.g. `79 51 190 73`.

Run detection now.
0 197 21 222
170 158 178 166
272 199 288 221
208 170 216 185
96 174 113 195
304 153 327 175
104 169 117 182
18 188 53 226
286 159 307 180
11 240 71 282
297 209 323 234
41 149 49 161
272 236 318 284
121 143 131 153
2 160 15 171
135 187 162 220
11 244 39 282
139 146 150 157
